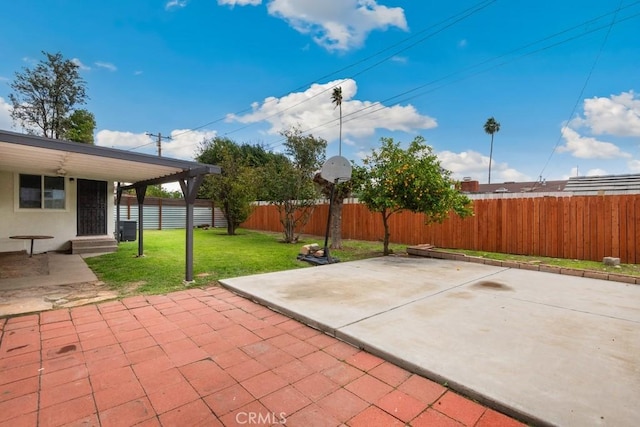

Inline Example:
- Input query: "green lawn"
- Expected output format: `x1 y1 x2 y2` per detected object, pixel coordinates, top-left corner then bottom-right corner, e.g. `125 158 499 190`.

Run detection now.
85 228 405 295
85 228 639 297
444 248 640 277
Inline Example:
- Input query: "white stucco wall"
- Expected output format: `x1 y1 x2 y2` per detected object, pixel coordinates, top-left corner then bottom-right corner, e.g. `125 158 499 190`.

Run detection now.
0 171 115 254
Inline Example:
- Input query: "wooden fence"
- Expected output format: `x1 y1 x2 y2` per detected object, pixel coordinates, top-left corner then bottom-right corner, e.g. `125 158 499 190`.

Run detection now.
242 195 640 264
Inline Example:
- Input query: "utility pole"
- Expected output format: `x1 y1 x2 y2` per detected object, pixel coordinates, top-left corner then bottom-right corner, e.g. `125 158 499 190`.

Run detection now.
145 132 171 157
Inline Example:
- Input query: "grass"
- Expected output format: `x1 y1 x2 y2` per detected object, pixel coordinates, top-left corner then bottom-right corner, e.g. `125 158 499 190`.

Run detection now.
84 228 405 295
85 228 639 296
442 248 640 277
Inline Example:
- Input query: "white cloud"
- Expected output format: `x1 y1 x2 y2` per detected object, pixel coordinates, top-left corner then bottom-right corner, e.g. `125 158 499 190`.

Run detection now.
95 129 217 161
563 167 610 179
391 56 407 64
95 130 152 150
458 39 468 48
437 150 529 184
165 129 218 159
0 97 14 131
586 168 608 176
227 78 436 142
95 62 117 72
628 160 640 173
71 58 91 71
134 70 143 76
166 0 188 10
218 0 262 5
557 127 631 159
219 0 407 51
577 91 640 137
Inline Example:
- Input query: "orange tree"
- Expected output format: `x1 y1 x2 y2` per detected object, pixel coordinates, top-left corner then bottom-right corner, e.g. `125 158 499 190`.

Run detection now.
353 136 473 255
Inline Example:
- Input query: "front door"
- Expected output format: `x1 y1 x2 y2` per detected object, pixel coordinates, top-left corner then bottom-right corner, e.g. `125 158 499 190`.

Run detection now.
77 179 107 236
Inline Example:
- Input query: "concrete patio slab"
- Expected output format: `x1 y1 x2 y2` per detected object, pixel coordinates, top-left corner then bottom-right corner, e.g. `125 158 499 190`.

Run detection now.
222 256 507 331
220 256 640 427
0 253 115 317
0 253 98 291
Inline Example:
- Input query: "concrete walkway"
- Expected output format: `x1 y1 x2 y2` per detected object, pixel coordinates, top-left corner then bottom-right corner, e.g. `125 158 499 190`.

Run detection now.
0 287 523 427
0 253 116 317
220 256 640 427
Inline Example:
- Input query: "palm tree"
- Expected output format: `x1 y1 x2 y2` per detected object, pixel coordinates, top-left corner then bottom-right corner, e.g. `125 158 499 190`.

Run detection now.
483 117 500 184
331 86 343 156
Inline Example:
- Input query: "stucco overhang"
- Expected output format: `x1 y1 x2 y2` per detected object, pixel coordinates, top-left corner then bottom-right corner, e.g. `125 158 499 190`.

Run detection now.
0 129 220 184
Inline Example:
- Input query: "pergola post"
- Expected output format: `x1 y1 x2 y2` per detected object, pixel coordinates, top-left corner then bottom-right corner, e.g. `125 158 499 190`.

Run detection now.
115 183 122 243
180 175 205 282
135 185 147 257
119 166 218 283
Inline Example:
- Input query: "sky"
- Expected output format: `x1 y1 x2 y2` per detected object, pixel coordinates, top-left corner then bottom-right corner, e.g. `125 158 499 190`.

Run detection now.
1 0 639 186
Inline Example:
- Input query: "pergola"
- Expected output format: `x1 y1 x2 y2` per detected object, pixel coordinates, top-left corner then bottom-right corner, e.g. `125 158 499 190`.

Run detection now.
0 129 220 282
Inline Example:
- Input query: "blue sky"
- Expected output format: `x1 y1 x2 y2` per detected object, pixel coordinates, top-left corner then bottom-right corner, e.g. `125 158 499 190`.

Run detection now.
1 0 639 185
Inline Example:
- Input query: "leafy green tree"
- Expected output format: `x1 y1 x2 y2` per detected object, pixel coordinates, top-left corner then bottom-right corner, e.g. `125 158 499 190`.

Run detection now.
145 185 182 199
9 51 88 139
354 136 473 255
197 137 260 235
62 109 96 144
483 117 500 184
262 127 326 243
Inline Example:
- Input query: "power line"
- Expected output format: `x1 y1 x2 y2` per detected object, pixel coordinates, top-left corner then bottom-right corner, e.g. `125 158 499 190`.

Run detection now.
264 4 640 151
532 0 626 185
171 0 498 140
163 1 640 158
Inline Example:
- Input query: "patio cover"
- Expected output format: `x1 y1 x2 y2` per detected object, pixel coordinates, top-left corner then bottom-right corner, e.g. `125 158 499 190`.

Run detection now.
0 129 221 281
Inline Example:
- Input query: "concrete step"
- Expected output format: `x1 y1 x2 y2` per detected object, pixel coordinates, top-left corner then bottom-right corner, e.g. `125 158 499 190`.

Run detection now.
72 246 118 255
70 238 117 255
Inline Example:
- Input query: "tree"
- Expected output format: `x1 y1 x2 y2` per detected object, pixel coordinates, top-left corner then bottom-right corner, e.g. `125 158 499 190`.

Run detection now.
145 185 182 199
321 86 351 249
62 109 96 144
197 137 261 235
483 117 501 184
314 174 354 250
354 136 473 255
331 86 343 156
9 51 88 139
262 127 326 243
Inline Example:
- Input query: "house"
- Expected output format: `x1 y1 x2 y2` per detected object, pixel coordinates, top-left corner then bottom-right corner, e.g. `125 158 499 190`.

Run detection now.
563 174 640 195
459 177 568 197
460 174 640 197
0 129 220 281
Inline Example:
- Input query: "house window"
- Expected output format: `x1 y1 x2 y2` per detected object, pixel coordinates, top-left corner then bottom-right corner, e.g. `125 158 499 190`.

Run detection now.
19 174 66 209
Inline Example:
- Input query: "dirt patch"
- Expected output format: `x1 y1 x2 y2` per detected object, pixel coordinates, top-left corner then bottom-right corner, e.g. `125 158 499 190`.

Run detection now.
0 252 49 279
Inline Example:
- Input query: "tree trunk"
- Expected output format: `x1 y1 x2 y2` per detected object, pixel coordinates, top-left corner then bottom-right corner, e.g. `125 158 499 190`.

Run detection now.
227 221 235 235
283 202 296 243
381 209 391 256
488 134 494 184
223 202 236 235
330 198 343 249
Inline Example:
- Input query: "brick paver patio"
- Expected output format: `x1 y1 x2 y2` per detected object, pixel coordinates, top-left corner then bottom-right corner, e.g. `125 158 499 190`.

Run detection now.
0 287 525 426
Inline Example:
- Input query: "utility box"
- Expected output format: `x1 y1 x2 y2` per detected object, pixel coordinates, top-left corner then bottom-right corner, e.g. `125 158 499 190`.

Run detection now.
119 220 137 242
